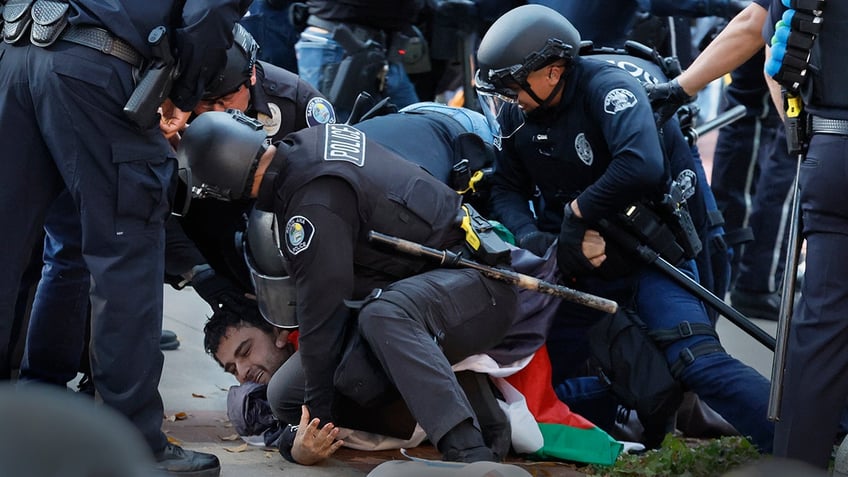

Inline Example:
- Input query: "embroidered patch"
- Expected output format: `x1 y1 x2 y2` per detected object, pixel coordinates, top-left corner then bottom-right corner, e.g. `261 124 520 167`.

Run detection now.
257 103 282 137
674 169 698 201
603 88 638 115
574 133 593 166
323 123 366 166
285 216 315 255
305 97 336 127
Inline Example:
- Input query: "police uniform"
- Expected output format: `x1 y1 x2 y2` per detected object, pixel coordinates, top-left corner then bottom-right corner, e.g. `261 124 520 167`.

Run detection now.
0 0 249 461
769 0 848 467
710 3 795 319
490 55 774 450
259 123 518 451
166 61 335 295
295 0 423 120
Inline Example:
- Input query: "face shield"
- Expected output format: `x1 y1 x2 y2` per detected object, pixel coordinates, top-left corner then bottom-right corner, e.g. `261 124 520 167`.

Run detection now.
474 69 526 141
243 208 297 329
244 246 298 329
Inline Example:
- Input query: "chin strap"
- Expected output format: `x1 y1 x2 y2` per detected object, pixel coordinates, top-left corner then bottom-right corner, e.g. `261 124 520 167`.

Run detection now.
522 75 566 111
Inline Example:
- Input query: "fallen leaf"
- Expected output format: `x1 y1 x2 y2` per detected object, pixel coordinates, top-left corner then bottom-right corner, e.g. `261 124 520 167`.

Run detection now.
220 434 240 441
191 393 206 398
166 435 182 445
224 443 249 453
174 412 188 421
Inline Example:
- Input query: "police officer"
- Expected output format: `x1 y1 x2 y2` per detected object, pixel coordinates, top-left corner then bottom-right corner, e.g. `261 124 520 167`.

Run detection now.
476 4 773 451
764 0 848 468
713 52 794 321
0 1 249 475
644 0 791 321
293 0 422 120
178 109 519 464
165 23 335 313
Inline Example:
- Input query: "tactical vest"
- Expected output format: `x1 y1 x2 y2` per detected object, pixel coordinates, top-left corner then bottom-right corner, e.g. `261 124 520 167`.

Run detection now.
804 1 848 117
271 123 464 279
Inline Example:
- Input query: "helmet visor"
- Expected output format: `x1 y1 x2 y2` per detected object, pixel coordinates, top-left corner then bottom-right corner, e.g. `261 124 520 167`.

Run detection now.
244 247 298 329
475 70 525 140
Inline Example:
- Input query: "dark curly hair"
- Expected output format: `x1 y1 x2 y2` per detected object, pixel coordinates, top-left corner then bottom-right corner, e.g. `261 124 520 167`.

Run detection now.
203 307 276 368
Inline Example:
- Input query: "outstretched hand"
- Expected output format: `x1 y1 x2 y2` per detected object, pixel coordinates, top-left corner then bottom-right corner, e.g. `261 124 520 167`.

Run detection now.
291 405 344 466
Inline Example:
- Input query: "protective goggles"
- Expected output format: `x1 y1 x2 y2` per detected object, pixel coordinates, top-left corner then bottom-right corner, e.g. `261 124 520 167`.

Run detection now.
475 69 524 140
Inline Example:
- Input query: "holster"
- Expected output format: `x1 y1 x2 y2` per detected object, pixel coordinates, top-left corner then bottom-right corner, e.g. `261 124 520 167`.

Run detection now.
324 24 388 114
387 25 430 75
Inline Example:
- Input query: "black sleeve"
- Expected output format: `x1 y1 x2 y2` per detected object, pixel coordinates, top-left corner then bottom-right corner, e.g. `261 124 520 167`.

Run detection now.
278 177 360 426
575 70 666 222
489 138 541 239
277 424 298 463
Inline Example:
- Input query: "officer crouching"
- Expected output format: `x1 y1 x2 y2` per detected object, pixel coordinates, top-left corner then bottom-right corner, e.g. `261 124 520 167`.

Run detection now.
177 109 519 465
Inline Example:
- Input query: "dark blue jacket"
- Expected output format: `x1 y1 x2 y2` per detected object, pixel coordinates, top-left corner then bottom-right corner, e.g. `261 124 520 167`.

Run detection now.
69 0 251 109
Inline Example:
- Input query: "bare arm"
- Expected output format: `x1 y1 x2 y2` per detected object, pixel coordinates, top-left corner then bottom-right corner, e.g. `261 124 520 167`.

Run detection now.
677 2 769 96
763 44 787 120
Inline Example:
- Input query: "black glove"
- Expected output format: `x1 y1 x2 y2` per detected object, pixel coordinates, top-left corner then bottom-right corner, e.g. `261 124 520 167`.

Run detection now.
556 205 595 279
517 230 557 257
644 79 693 128
191 266 254 315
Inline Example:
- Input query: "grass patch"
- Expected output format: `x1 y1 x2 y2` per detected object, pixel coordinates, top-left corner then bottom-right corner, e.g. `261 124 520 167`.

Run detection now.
585 434 763 477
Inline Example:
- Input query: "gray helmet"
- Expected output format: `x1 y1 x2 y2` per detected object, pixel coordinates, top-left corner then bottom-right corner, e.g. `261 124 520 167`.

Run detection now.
203 23 259 99
177 109 268 201
475 4 580 98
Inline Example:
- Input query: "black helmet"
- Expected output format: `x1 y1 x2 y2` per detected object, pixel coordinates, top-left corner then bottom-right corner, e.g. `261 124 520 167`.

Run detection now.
476 4 580 99
177 109 268 201
203 23 259 99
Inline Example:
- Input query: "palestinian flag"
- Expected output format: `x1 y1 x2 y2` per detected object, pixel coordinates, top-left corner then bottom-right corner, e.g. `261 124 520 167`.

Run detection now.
497 345 622 466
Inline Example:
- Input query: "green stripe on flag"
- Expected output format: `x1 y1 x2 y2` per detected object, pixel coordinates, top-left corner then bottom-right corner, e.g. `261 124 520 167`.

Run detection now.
533 423 622 466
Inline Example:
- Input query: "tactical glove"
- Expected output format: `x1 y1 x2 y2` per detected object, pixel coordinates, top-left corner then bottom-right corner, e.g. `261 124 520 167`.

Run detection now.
517 230 557 257
556 204 595 279
644 79 693 128
191 266 255 315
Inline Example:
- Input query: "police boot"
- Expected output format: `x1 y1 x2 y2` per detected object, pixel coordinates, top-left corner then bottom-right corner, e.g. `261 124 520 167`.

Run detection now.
437 419 495 463
154 443 221 476
456 370 511 461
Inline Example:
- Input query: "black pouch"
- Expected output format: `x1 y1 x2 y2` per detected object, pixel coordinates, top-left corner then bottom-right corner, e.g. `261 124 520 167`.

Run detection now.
588 308 683 444
30 0 69 47
3 0 34 44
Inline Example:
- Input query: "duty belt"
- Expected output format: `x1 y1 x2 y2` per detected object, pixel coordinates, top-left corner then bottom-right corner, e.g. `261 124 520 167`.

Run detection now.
305 15 386 45
810 116 848 137
59 25 143 68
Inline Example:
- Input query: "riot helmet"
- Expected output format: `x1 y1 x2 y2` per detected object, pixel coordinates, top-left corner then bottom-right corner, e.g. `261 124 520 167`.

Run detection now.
203 23 259 100
475 4 580 136
177 109 268 201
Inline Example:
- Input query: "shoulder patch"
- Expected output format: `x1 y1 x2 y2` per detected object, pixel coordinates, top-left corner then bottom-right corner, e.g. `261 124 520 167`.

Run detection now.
305 97 336 127
257 102 282 137
603 88 638 115
323 123 366 166
574 133 594 166
285 216 315 255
